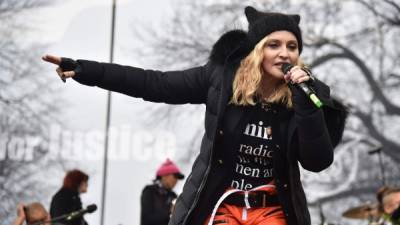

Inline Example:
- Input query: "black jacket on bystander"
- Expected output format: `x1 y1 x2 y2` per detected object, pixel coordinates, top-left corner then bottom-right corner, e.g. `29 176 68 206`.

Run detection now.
141 183 177 225
50 188 87 225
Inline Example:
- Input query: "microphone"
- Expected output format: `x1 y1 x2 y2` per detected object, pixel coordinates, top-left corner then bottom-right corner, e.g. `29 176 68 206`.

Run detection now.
31 204 97 225
281 63 323 108
66 204 97 221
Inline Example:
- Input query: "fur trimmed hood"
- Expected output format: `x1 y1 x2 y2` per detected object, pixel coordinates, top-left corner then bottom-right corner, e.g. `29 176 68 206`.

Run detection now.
209 29 248 65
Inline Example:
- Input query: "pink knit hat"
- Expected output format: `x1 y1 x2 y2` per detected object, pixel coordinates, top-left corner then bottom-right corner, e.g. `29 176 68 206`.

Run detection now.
156 158 184 179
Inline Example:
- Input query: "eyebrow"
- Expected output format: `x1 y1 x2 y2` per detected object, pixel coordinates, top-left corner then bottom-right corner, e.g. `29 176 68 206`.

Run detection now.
267 39 298 43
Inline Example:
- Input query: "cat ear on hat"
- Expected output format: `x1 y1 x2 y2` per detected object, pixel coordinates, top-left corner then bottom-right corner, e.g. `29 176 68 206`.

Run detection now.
289 14 301 24
245 6 260 24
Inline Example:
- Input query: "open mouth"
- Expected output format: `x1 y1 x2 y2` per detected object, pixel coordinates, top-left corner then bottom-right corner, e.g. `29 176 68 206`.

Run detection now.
274 62 291 72
274 62 290 67
274 64 285 69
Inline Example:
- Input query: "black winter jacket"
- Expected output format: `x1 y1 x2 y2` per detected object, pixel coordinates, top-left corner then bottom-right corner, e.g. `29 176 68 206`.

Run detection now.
140 183 177 225
50 188 87 225
71 30 347 225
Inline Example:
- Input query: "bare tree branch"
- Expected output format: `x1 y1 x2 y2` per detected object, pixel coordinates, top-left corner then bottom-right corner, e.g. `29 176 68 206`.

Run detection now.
355 0 400 26
309 39 400 115
352 110 400 161
0 1 65 224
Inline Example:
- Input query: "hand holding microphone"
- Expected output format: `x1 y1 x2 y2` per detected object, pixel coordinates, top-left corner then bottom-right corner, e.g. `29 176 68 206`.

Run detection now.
281 63 323 108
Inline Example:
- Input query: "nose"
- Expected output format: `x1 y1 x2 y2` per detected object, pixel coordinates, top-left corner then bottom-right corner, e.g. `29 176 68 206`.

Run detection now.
278 46 289 59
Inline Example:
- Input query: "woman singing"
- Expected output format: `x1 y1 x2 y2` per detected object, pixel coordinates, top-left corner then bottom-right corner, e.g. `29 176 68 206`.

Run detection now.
43 6 347 225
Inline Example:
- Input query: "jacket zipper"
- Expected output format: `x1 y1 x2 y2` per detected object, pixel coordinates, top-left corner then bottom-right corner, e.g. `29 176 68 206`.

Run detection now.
181 133 217 224
182 63 231 224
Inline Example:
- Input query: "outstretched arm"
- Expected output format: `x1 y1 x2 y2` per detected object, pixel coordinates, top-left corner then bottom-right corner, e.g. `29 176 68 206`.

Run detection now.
42 55 212 104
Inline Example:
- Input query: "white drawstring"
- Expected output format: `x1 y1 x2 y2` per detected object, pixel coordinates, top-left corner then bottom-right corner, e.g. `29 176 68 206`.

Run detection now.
244 191 251 209
242 207 248 220
207 184 275 225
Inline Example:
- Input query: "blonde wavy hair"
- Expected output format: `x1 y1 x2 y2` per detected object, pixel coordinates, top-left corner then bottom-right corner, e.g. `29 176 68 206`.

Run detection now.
231 35 303 108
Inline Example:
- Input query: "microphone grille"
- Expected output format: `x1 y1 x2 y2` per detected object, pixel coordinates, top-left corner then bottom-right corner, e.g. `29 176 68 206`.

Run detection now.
281 63 293 74
87 204 98 213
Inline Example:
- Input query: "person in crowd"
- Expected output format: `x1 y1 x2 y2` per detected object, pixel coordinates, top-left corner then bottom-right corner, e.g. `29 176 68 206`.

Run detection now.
377 186 400 224
50 169 89 225
42 5 347 225
141 158 185 225
12 202 50 225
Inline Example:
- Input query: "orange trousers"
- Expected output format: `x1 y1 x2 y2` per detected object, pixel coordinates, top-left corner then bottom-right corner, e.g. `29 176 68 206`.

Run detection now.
204 203 287 225
204 184 287 225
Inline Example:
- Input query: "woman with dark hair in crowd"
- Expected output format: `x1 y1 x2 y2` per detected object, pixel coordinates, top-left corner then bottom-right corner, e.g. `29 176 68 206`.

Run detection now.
50 169 89 225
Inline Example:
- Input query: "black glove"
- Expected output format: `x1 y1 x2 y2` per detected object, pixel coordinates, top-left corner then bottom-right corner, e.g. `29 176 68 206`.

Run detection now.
290 81 318 117
60 57 82 75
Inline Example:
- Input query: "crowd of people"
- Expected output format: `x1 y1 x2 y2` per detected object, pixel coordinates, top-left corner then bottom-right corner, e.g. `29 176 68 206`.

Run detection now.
11 169 89 225
11 159 185 225
11 164 400 225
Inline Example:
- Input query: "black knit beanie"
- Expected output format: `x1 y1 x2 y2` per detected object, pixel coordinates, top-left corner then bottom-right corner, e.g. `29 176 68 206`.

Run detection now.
245 6 303 53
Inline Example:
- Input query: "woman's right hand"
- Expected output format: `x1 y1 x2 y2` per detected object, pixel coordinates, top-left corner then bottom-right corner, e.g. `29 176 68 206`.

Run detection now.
42 54 79 82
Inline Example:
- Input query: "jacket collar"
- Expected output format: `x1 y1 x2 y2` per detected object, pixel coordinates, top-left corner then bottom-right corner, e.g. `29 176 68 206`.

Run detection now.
209 30 251 127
